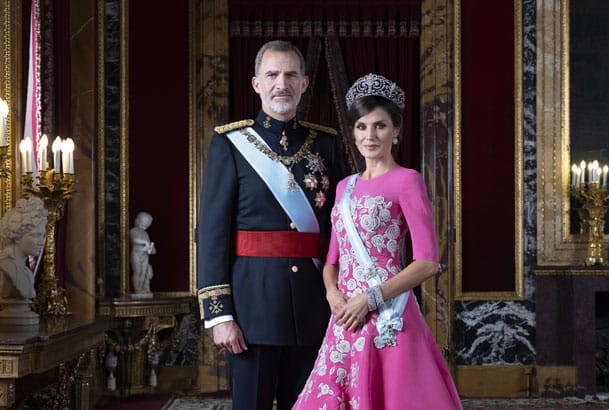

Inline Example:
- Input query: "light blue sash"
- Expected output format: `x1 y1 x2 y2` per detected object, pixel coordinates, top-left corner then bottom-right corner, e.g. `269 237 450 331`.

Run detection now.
340 173 409 348
226 128 321 269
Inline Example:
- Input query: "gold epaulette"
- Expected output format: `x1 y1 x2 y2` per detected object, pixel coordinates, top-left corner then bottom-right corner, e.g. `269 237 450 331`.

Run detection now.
298 120 337 135
214 119 254 134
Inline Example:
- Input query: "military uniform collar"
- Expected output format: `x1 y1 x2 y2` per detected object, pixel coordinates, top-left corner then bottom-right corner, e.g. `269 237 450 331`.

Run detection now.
255 111 299 135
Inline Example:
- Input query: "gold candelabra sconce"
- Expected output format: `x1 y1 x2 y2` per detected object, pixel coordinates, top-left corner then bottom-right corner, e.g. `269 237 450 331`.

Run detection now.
571 160 609 266
22 169 76 315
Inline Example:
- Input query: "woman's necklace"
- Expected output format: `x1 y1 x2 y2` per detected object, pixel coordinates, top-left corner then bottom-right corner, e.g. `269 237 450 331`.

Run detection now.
239 128 318 191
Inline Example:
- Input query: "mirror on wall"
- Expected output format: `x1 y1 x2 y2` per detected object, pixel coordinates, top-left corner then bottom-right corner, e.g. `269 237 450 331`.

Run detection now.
537 0 609 265
569 0 609 235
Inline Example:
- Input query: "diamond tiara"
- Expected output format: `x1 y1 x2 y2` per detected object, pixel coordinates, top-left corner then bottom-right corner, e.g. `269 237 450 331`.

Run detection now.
345 73 405 110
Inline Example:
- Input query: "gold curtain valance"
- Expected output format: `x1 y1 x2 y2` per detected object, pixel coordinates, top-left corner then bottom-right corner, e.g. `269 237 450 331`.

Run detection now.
230 20 420 38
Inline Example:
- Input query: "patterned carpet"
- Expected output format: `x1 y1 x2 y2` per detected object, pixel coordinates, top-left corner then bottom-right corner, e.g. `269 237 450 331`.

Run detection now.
162 395 609 409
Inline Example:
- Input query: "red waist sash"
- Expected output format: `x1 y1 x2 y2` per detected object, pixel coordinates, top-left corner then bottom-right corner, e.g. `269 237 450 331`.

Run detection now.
235 230 323 258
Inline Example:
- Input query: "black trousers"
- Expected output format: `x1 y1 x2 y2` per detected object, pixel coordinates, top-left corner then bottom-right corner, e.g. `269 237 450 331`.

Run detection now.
226 344 319 410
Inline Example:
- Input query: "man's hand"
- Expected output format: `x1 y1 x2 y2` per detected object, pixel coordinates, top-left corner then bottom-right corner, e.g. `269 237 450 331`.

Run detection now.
212 321 248 354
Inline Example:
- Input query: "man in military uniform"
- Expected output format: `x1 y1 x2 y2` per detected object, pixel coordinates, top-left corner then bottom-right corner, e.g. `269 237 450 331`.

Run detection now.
197 40 344 410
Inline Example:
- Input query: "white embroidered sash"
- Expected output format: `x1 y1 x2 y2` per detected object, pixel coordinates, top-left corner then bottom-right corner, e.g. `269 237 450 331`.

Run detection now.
340 173 410 348
226 128 321 269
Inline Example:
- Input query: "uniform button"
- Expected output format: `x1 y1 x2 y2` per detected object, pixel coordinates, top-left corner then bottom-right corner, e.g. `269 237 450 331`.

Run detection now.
291 265 299 273
289 222 296 230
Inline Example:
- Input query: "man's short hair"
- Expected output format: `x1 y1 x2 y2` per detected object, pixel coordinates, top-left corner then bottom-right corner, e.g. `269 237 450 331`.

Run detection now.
254 40 306 76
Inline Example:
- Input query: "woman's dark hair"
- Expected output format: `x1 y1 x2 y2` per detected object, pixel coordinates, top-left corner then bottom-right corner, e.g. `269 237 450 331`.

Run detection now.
347 95 403 130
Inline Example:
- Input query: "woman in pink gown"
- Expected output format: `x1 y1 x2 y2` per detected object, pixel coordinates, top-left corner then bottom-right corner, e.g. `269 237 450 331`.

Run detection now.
293 74 462 410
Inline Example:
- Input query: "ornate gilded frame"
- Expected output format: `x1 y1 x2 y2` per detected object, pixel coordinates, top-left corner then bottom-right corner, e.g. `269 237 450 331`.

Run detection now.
0 0 23 216
454 0 524 300
536 0 605 266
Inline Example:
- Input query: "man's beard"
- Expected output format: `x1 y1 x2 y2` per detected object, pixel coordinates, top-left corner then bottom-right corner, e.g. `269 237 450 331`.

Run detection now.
263 94 299 115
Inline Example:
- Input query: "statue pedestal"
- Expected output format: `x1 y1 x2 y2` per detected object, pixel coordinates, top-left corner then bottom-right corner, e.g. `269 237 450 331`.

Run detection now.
0 300 39 326
129 293 153 299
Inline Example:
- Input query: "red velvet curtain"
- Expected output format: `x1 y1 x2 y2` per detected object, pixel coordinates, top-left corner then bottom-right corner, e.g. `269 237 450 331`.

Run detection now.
460 1 515 292
228 0 421 172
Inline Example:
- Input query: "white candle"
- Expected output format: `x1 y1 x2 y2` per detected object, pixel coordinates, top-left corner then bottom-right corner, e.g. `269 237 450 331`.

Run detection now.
580 161 586 184
0 98 8 147
19 137 33 173
52 136 62 173
603 165 609 189
38 134 48 171
19 140 28 174
61 137 75 174
571 164 578 187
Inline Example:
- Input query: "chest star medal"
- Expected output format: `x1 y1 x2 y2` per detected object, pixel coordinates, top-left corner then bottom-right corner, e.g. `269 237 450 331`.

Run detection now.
304 173 318 190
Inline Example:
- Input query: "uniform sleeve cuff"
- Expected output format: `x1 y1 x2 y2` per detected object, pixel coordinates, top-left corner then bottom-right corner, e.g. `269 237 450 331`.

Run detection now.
197 284 232 320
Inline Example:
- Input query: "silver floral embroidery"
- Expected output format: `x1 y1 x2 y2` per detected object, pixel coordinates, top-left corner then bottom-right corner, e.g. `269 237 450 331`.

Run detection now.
297 194 406 407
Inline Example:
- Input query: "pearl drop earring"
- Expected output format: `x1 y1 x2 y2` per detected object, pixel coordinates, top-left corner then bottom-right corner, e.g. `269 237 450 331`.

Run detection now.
392 138 398 145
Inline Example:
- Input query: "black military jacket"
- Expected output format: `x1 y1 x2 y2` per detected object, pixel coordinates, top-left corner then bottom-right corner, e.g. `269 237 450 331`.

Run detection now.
197 111 344 346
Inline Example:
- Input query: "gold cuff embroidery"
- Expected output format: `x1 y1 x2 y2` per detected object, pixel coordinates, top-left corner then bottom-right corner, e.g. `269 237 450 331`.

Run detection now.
198 285 232 319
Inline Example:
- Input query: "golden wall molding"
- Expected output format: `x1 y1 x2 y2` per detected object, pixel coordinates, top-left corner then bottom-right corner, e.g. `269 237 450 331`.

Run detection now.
453 0 524 300
455 365 576 397
229 20 420 38
420 0 455 369
97 296 192 318
0 0 23 215
456 365 535 397
188 0 197 294
193 0 230 393
96 0 106 299
534 266 609 276
119 0 130 296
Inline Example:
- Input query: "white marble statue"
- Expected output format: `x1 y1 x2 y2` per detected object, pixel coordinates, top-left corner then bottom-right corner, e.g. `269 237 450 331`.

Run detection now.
130 211 156 297
0 196 47 325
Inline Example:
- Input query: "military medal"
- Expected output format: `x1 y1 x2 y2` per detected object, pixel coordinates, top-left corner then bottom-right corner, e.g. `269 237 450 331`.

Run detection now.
305 153 326 173
280 129 288 151
304 173 318 190
321 175 330 191
241 128 317 191
314 191 326 208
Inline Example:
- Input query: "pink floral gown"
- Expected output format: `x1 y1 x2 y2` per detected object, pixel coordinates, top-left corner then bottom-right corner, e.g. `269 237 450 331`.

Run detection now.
293 167 462 410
